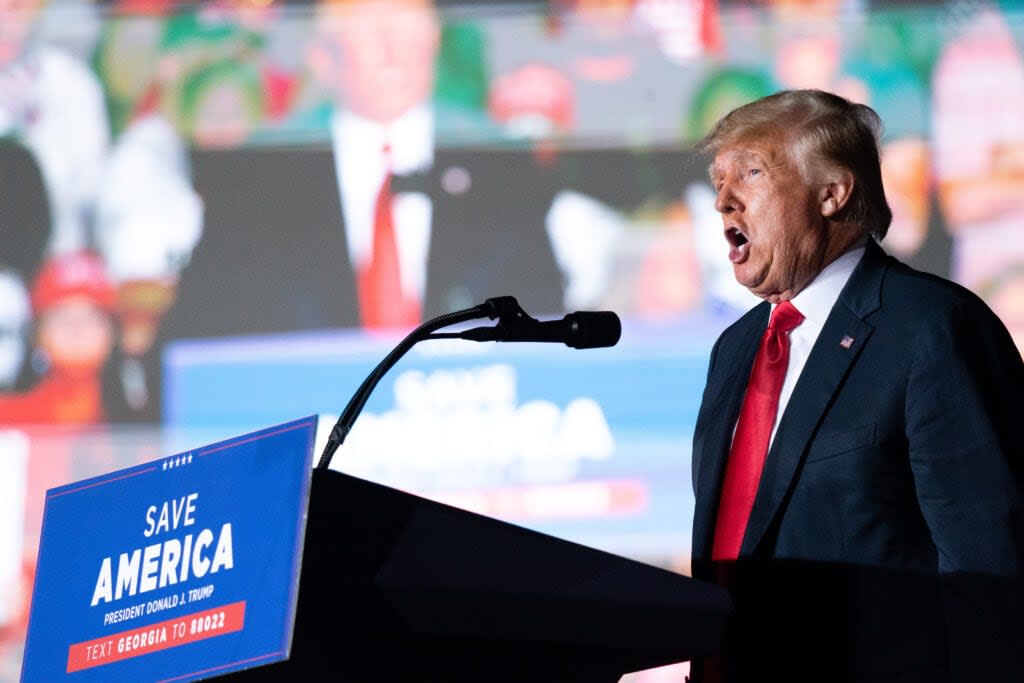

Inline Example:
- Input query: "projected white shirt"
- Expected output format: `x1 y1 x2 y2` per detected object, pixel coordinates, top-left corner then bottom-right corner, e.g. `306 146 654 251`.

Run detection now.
331 105 434 303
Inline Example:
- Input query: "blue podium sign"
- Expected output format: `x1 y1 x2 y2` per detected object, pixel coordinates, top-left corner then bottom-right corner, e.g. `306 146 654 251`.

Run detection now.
21 416 318 682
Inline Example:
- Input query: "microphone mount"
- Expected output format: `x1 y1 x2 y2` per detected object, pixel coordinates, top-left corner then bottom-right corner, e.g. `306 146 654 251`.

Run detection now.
425 296 537 343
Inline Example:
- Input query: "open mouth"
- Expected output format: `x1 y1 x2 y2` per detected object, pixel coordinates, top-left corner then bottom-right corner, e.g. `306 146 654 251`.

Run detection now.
726 227 750 263
726 227 748 247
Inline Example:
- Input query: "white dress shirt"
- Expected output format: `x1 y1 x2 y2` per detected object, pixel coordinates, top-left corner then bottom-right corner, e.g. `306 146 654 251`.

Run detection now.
769 244 867 447
331 105 434 303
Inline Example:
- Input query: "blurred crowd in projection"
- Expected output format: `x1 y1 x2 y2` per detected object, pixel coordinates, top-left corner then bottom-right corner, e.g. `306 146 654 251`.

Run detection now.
2 0 1024 677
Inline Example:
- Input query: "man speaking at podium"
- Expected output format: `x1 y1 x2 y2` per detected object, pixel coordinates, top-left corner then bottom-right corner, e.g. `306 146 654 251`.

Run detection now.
689 90 1023 683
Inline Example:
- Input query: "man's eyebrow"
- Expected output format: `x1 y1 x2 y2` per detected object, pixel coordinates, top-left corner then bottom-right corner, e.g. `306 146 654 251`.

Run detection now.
707 150 766 182
736 150 764 165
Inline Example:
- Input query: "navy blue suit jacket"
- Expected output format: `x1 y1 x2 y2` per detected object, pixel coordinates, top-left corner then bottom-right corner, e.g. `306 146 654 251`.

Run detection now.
691 240 1024 682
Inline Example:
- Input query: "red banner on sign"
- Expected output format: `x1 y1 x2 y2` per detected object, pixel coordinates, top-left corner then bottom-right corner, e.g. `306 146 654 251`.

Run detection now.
66 601 246 673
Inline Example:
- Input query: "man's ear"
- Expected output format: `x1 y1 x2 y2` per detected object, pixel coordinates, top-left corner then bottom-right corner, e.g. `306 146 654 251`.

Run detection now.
820 167 855 218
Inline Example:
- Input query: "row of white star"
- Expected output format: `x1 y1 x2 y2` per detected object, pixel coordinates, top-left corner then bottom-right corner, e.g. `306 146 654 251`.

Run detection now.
162 454 195 470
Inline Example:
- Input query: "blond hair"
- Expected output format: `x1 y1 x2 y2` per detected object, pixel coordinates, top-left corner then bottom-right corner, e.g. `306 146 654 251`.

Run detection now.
702 89 892 241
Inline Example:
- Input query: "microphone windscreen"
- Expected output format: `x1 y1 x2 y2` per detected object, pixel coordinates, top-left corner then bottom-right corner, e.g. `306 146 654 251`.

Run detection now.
567 311 621 349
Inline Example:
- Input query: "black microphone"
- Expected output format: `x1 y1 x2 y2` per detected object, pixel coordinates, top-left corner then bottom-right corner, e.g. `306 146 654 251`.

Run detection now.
458 310 621 349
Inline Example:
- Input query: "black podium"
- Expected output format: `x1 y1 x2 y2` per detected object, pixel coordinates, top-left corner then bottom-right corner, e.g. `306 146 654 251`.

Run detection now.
220 469 730 682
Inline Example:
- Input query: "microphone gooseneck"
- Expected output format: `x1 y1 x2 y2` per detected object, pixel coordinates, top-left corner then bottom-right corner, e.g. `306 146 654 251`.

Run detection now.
315 301 496 470
316 296 621 470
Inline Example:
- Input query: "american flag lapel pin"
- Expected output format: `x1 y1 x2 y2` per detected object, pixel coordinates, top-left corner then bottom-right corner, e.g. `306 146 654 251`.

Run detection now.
839 335 855 349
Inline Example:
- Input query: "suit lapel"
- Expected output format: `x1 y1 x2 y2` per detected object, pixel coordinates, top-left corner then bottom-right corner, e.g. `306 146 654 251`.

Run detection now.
692 304 768 562
740 241 888 555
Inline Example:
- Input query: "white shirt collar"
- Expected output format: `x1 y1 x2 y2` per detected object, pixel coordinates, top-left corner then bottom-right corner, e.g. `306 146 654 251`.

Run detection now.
331 104 434 175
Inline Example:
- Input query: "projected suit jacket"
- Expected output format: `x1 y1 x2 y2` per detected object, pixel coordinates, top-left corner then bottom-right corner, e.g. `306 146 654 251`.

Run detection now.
689 240 1024 683
163 144 565 341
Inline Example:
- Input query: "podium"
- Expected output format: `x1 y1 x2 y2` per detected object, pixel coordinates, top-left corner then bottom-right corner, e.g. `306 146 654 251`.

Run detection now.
222 468 730 682
22 418 728 682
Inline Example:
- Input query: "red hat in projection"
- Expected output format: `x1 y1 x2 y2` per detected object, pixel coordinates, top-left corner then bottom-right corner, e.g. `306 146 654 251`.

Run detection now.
31 251 117 315
489 64 574 132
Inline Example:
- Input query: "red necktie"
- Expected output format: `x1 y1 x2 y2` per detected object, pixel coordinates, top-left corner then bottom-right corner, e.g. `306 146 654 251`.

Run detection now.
357 144 421 329
712 300 804 561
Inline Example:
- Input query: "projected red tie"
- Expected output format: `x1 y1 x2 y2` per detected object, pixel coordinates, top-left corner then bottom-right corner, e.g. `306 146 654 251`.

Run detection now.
357 145 421 329
712 300 804 561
